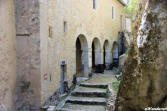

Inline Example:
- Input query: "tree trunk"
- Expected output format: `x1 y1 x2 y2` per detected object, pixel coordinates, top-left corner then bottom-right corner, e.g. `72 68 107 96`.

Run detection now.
116 0 167 111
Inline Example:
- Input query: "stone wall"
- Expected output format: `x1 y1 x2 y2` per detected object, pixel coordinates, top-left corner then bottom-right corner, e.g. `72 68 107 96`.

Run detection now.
15 0 41 110
0 0 16 111
0 0 126 110
116 0 167 110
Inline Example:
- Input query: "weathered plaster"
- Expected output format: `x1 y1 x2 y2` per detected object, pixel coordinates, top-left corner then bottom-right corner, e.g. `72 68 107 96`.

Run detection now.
0 0 16 110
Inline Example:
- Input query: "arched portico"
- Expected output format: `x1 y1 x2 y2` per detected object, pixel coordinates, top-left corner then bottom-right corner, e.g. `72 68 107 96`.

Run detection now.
76 34 89 77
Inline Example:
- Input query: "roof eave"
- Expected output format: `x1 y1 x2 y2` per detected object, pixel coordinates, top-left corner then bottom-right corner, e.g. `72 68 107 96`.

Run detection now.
117 0 127 6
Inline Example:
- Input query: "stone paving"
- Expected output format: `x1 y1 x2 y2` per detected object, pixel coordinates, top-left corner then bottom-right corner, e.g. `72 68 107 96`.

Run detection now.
51 70 117 111
62 103 106 111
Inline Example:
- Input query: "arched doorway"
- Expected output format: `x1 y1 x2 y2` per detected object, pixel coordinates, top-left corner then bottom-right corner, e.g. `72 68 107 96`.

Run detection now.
92 42 95 69
92 38 102 72
76 35 88 77
112 41 119 67
103 40 110 69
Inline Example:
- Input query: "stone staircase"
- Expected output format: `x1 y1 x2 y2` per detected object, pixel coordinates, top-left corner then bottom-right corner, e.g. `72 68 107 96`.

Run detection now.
45 73 118 111
56 83 108 111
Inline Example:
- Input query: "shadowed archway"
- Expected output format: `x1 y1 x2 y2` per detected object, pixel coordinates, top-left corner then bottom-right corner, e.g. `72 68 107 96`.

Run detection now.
76 35 89 77
92 38 102 72
112 41 119 67
103 40 110 69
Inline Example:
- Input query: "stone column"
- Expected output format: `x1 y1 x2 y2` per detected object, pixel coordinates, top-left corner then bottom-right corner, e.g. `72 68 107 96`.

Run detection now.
100 49 104 64
111 51 113 63
82 50 89 77
105 49 111 68
0 0 16 110
95 50 101 65
88 48 92 74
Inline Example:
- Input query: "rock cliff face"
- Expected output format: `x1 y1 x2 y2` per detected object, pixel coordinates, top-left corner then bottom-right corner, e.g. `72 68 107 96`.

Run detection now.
116 0 167 110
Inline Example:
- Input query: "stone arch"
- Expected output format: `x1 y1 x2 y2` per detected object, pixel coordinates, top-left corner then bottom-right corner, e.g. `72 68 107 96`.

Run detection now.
112 41 119 67
76 34 89 77
103 40 111 69
92 37 102 71
90 36 103 49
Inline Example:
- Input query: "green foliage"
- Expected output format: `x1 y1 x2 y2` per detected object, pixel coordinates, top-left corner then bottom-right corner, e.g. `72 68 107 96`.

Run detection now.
123 0 139 14
112 80 120 91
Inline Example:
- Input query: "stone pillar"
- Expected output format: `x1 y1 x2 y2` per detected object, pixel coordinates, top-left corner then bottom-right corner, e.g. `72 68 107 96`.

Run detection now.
0 0 16 110
105 49 111 68
88 48 92 74
95 50 101 65
100 49 104 64
15 0 41 109
111 51 113 63
82 50 89 77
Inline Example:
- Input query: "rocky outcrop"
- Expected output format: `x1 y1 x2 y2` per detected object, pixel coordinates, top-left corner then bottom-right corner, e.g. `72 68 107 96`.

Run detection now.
116 0 167 111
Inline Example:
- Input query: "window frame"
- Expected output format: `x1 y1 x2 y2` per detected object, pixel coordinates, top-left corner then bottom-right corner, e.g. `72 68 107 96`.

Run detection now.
64 21 68 33
112 6 115 20
93 0 98 10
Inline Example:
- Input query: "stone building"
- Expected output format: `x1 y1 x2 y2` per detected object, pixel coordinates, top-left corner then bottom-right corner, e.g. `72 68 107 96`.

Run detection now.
40 0 128 106
0 0 130 110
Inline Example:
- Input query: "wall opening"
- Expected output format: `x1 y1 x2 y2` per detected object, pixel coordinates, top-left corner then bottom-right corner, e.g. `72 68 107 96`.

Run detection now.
64 21 68 33
60 64 67 94
92 38 103 73
76 38 82 76
112 6 115 19
92 42 95 71
93 0 98 10
103 40 110 69
75 35 88 77
112 42 119 67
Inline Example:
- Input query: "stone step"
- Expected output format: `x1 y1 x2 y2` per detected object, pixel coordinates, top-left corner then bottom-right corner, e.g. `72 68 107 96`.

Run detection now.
80 83 108 89
58 103 105 111
57 108 103 111
71 86 107 97
66 96 107 105
47 106 56 111
77 77 89 83
104 70 114 74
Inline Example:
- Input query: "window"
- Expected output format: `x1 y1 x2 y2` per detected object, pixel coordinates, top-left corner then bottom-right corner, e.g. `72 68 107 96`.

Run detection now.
112 6 114 19
93 0 98 10
64 21 68 33
49 26 53 38
120 16 124 30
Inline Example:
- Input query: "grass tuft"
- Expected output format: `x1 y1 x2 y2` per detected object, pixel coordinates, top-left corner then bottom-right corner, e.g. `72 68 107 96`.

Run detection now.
112 80 120 91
